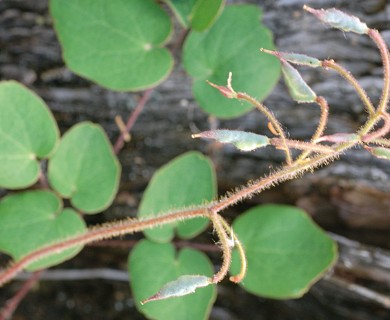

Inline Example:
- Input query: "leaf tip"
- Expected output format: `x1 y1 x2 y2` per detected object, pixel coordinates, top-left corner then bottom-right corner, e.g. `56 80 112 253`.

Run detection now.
207 73 237 99
364 146 390 160
140 275 212 304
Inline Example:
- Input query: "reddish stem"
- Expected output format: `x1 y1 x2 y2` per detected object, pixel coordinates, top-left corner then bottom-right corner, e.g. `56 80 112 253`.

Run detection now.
113 89 153 154
88 239 221 252
368 29 390 113
362 113 390 142
0 208 207 286
0 270 42 320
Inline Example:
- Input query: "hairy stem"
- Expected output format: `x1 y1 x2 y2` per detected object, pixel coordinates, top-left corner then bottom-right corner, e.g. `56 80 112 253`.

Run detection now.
0 208 208 287
322 60 375 115
210 212 232 284
211 139 361 213
369 138 390 147
218 216 247 283
362 113 390 142
368 29 390 113
297 96 329 161
236 92 292 164
271 137 334 154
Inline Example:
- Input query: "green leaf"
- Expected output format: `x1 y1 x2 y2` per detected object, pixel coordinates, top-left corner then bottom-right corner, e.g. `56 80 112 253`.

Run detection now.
138 152 216 242
281 60 317 103
48 122 120 213
231 204 337 299
190 0 225 31
128 240 216 320
183 5 280 118
0 190 86 271
0 81 59 189
366 146 390 161
50 0 174 91
261 49 321 68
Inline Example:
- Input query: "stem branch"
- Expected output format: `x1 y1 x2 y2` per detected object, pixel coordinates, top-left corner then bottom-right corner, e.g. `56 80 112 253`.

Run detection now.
113 89 153 154
236 92 293 164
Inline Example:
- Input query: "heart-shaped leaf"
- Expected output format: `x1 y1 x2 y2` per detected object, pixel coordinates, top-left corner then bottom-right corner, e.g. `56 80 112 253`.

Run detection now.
183 5 280 118
230 204 337 299
128 240 216 320
138 152 216 243
48 122 120 213
0 190 86 271
0 81 59 189
50 0 174 91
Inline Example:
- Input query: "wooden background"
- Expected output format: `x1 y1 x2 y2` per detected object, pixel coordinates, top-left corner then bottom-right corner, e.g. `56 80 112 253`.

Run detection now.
0 0 389 319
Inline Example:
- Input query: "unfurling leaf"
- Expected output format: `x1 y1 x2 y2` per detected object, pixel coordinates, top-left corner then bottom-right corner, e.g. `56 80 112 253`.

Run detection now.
260 49 321 68
304 6 368 35
315 133 359 143
207 80 237 99
365 146 390 161
281 60 317 103
141 275 211 304
192 129 269 151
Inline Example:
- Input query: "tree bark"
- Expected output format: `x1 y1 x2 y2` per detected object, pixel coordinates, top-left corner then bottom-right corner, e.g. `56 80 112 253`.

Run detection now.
0 0 389 319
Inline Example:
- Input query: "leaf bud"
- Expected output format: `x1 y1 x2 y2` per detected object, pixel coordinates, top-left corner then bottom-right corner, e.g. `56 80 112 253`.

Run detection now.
281 60 317 103
260 48 321 68
141 275 211 304
365 146 390 161
192 129 269 151
304 5 369 34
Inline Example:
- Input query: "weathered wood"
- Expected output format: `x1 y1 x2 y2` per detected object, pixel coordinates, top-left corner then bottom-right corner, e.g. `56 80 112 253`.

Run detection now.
0 0 389 319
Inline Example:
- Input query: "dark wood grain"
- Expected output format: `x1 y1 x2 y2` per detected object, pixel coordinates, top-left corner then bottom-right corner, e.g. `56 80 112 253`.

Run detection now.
0 0 389 319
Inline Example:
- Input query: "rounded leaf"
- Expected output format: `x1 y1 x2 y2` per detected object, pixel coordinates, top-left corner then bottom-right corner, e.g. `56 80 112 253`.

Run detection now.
138 152 216 242
48 122 120 213
183 5 280 118
128 240 216 320
230 204 337 299
0 191 86 271
50 0 174 91
0 81 59 189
